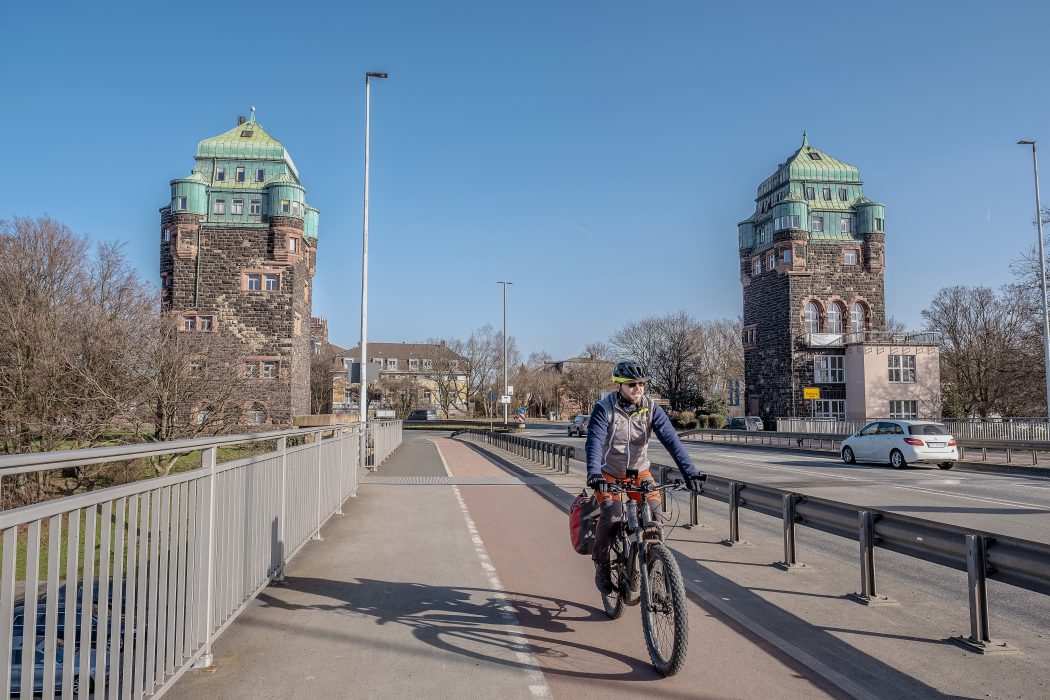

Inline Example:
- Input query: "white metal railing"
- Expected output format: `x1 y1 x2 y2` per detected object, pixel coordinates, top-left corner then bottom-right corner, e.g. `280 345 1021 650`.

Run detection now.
776 418 865 435
776 417 1050 441
0 420 402 698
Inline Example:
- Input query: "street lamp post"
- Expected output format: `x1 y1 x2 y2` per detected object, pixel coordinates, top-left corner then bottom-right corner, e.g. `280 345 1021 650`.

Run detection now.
1019 139 1050 419
360 71 387 470
498 281 513 425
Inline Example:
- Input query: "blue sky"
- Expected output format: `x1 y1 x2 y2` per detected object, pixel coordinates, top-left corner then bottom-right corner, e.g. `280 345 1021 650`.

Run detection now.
2 1 1048 359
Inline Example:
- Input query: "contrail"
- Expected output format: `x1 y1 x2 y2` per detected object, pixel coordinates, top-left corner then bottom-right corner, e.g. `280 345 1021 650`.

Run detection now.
563 220 597 238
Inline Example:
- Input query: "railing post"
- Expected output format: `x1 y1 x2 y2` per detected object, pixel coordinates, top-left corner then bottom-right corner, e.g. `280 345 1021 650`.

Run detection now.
848 511 897 606
721 482 750 547
313 431 324 541
775 494 808 571
688 490 701 528
952 535 1018 654
194 446 217 668
275 437 288 582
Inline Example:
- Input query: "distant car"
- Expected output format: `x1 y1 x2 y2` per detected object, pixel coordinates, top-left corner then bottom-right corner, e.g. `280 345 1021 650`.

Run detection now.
727 416 763 431
840 420 958 469
568 414 590 437
405 409 436 421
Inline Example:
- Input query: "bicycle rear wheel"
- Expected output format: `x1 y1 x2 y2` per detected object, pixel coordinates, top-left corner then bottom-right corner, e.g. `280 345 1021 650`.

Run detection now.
600 542 626 620
640 543 689 676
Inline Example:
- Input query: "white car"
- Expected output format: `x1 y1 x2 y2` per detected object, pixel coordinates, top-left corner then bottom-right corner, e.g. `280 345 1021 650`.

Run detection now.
840 420 958 470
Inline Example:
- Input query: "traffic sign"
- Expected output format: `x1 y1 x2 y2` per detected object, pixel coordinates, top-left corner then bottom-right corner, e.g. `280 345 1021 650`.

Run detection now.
803 387 820 400
517 406 527 415
487 390 497 402
499 395 511 404
507 385 514 396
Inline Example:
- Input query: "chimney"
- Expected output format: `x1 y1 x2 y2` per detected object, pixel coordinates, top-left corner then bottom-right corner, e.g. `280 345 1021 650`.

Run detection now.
237 115 247 125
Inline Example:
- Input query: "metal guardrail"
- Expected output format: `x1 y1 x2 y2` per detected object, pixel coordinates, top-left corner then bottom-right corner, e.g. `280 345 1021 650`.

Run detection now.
681 428 1050 467
0 420 402 699
457 430 1050 654
776 417 1050 442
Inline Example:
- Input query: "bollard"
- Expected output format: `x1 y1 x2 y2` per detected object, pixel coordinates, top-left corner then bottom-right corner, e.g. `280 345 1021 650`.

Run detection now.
774 494 808 571
688 490 700 527
721 482 751 547
951 535 1018 654
847 511 897 606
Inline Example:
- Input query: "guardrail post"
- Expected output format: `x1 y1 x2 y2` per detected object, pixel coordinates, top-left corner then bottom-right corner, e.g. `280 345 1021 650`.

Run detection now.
721 482 751 547
194 446 217 668
952 535 1018 654
848 511 897 606
313 431 324 541
775 494 809 571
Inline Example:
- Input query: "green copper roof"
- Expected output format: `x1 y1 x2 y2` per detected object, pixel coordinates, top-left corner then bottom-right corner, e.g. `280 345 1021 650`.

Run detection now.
757 133 861 197
196 119 300 180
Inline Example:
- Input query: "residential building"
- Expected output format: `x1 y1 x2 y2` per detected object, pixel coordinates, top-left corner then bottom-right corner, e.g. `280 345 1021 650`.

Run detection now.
738 134 940 423
160 111 318 426
331 342 469 417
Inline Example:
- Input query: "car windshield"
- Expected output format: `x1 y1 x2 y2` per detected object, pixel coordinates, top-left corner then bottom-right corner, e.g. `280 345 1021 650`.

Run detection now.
909 424 947 435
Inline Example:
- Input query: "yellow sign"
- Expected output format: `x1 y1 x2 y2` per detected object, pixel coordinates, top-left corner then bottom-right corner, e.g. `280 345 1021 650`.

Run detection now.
803 387 820 400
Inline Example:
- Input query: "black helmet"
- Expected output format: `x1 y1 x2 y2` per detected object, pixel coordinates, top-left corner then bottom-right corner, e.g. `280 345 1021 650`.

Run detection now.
612 361 648 383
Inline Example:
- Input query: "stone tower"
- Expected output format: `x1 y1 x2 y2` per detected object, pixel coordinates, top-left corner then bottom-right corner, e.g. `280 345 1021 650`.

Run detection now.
738 134 886 423
160 112 318 426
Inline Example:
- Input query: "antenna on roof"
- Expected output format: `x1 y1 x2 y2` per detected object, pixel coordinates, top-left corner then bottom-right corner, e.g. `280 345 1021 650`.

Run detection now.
802 130 809 149
249 105 256 123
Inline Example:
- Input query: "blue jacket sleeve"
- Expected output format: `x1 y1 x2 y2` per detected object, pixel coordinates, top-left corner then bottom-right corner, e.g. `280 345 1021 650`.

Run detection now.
651 405 702 479
584 401 609 479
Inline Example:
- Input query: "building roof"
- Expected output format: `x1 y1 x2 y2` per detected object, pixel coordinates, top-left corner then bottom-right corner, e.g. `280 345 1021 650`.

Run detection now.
196 117 300 181
336 342 467 365
757 132 861 198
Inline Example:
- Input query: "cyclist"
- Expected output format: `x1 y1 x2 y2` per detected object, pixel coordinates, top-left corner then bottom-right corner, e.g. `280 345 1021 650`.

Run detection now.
585 361 706 594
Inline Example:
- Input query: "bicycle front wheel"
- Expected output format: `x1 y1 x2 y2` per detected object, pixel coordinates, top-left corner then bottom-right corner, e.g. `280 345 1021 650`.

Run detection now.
640 543 689 676
601 542 626 620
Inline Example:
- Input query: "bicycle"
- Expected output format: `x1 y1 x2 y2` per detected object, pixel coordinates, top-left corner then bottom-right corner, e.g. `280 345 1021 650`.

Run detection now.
596 474 693 676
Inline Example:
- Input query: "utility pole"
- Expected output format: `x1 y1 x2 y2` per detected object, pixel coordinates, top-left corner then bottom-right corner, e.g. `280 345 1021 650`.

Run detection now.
498 281 513 425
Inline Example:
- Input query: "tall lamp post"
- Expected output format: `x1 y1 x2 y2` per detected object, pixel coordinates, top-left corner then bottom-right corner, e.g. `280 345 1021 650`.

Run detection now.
1019 139 1050 419
498 281 513 425
360 71 387 469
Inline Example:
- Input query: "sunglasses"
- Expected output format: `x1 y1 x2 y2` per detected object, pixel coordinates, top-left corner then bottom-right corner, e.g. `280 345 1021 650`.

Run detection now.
623 382 645 388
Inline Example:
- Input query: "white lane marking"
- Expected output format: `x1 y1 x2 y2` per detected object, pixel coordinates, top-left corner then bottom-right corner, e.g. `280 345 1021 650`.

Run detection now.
685 445 1050 511
433 441 552 699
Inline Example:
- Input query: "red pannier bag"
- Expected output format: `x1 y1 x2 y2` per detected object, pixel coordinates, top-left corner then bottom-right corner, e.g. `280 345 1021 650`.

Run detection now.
569 489 599 555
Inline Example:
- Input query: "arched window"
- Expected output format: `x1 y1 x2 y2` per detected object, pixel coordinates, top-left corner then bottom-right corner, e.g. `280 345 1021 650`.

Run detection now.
248 403 267 425
804 302 822 334
850 303 867 335
827 302 846 334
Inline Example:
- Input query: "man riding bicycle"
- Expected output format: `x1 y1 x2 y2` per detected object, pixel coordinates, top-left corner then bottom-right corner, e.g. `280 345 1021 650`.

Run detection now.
585 361 706 594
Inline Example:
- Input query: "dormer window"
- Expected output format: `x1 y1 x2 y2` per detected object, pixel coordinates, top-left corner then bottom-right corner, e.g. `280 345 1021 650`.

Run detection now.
839 188 847 201
241 130 254 138
822 188 832 201
236 167 245 182
808 152 822 160
215 168 226 182
256 168 265 182
805 187 815 200
387 358 398 370
409 359 420 370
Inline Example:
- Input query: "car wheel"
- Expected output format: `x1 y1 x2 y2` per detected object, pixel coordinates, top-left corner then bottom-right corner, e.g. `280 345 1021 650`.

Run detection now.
890 449 907 470
938 462 954 470
842 446 856 464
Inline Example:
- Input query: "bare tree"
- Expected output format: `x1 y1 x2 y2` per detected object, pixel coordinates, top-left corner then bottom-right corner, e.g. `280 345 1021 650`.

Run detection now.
612 311 704 411
922 286 1037 418
310 347 337 414
561 345 614 414
376 374 421 418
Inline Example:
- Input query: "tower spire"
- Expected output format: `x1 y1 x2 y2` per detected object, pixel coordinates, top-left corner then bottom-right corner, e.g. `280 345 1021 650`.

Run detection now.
802 130 809 149
249 105 256 123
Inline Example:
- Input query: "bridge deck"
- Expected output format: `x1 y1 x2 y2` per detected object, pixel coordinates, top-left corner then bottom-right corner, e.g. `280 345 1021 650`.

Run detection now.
166 433 840 699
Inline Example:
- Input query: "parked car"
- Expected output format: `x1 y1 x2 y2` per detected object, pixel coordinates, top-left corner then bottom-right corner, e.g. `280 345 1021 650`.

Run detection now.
727 416 764 431
840 420 958 469
568 414 590 437
405 409 436 421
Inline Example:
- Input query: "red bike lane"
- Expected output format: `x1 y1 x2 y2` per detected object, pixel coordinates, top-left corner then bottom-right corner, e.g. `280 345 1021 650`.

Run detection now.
432 438 840 700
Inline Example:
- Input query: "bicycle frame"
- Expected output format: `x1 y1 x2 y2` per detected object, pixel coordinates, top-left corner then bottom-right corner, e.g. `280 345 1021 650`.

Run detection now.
608 480 682 606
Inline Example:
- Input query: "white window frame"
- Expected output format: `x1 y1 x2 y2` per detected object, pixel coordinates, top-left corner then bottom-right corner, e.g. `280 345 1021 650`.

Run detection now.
813 355 844 383
810 215 824 233
804 301 821 334
753 259 762 275
215 168 226 182
249 199 261 215
198 316 213 331
850 303 866 334
888 355 917 383
822 187 832 201
805 186 815 200
231 199 244 215
164 227 171 242
247 274 261 291
244 362 259 379
815 399 846 419
264 274 279 291
827 303 844 334
767 252 776 270
387 358 398 370
256 168 265 182
843 249 858 265
236 166 245 182
262 361 278 379
213 198 226 215
409 359 420 371
839 187 847 201
840 218 852 234
289 237 298 252
183 316 196 331
177 196 188 210
422 359 433 370
889 400 918 419
875 217 884 231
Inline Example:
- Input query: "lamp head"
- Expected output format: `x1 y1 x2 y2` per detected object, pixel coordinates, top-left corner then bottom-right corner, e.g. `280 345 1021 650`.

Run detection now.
366 72 389 79
1019 140 1036 145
